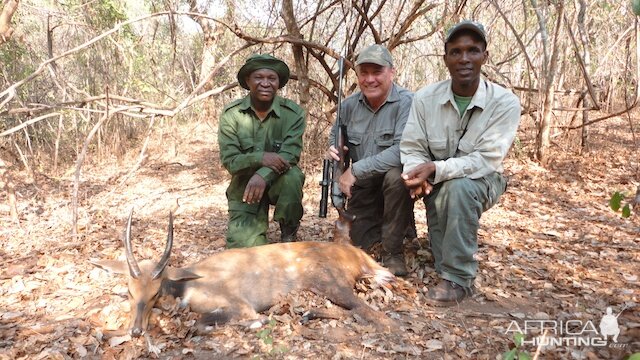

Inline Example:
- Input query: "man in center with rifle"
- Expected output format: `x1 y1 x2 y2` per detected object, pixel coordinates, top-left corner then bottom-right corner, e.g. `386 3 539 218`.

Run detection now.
325 44 414 276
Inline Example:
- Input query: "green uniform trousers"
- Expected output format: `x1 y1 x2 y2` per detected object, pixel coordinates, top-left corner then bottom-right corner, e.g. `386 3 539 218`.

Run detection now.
423 172 507 288
226 166 304 248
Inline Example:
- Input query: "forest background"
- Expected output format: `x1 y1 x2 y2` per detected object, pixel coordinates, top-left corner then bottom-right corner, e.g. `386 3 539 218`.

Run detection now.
0 0 639 359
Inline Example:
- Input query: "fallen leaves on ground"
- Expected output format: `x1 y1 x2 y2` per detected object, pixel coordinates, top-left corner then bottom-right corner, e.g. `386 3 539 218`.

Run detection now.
0 116 638 359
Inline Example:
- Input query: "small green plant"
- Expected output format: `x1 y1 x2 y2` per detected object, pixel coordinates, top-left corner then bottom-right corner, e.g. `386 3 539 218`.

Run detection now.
254 318 288 357
610 191 634 218
256 319 275 346
511 136 526 159
502 332 532 360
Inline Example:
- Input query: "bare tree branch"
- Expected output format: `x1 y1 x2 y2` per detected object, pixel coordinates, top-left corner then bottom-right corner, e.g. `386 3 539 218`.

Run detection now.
562 12 599 110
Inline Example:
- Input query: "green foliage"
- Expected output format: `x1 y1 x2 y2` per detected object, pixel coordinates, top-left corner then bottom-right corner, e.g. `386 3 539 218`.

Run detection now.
254 318 288 356
610 191 624 211
502 333 532 360
610 191 634 218
511 136 525 159
59 0 133 37
0 42 35 80
626 353 640 360
632 0 640 16
91 0 135 38
256 322 274 346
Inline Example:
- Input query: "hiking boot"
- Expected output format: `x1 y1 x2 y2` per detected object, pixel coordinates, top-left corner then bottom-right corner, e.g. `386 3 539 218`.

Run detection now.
382 253 408 277
426 280 473 307
279 222 299 242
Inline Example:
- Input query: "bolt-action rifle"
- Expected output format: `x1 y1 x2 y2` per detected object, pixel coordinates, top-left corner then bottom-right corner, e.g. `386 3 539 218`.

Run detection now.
319 57 355 243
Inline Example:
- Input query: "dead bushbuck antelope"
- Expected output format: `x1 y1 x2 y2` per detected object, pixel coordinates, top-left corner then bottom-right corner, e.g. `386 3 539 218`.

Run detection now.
92 211 398 337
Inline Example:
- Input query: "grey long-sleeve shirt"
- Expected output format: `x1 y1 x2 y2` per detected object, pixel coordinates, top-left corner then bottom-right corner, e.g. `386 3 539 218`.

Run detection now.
329 84 414 180
400 78 521 184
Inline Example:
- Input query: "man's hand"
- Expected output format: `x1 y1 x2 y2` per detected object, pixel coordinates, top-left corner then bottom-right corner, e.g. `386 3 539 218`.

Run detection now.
325 145 349 161
338 166 357 198
262 152 290 174
243 174 267 204
402 162 436 199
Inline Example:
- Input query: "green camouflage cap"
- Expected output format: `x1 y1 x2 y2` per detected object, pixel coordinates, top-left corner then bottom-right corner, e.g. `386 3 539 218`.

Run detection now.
237 54 290 90
446 20 487 44
355 44 393 67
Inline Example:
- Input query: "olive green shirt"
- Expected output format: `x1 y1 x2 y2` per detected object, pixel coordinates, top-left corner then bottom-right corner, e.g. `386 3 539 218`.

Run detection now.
218 95 306 205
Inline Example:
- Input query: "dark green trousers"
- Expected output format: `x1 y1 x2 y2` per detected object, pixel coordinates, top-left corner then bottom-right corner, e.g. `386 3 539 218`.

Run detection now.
424 172 507 287
226 166 304 248
348 167 414 255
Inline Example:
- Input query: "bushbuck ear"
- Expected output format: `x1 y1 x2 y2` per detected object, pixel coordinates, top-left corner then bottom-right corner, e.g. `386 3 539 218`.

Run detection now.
90 260 129 275
165 267 201 282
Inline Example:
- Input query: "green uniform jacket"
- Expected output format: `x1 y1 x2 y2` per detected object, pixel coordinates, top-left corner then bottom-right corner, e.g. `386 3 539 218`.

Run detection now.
218 95 306 212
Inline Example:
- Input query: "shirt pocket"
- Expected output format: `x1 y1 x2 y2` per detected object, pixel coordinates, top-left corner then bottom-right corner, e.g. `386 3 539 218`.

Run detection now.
238 137 254 152
348 132 362 147
457 139 474 156
375 129 395 149
427 138 448 160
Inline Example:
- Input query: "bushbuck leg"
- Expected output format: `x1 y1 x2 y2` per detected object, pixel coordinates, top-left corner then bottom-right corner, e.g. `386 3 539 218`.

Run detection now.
307 277 398 331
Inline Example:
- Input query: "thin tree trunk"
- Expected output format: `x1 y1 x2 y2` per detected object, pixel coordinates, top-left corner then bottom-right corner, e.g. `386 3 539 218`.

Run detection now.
534 1 564 165
577 0 590 150
72 87 111 237
189 0 233 92
0 0 19 45
281 0 310 108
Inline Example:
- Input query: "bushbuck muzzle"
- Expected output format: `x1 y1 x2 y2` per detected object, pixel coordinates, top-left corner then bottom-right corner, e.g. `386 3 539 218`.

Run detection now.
92 211 398 336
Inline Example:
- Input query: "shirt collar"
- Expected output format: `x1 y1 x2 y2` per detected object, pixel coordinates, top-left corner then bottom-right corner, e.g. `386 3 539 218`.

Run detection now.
439 78 488 110
238 95 282 118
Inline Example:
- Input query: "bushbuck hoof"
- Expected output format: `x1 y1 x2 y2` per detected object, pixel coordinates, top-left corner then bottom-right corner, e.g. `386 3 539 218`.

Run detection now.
237 316 270 329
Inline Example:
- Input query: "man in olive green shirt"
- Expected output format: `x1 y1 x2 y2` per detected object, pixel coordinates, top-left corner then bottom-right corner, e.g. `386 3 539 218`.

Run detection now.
218 54 306 248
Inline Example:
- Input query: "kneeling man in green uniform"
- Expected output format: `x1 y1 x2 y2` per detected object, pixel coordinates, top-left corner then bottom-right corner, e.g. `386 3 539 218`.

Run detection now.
218 54 306 248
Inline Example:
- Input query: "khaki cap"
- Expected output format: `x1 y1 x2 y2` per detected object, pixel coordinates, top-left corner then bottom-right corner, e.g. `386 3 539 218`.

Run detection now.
355 44 393 67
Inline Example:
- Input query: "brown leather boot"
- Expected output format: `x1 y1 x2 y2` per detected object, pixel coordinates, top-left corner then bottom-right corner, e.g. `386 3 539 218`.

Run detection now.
382 253 408 276
426 280 473 307
279 222 299 242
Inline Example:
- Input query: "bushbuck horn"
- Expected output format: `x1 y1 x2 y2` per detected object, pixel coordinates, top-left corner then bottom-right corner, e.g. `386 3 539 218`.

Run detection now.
151 212 173 280
123 209 142 279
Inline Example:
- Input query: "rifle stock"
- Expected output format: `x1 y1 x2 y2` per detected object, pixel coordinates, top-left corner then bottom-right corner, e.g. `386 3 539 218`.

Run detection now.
318 57 356 243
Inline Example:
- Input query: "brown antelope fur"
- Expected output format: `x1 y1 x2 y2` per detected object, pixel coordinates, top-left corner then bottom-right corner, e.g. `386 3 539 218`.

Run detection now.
92 211 398 337
332 213 353 244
